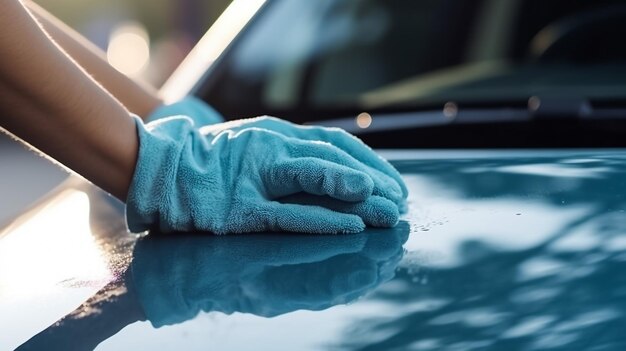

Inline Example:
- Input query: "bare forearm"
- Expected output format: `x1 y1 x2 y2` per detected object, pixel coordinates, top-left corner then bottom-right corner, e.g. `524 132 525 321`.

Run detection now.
0 0 138 200
23 0 162 119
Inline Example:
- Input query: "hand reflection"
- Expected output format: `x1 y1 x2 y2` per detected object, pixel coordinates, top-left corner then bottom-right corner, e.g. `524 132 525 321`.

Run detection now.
133 222 409 327
17 223 409 350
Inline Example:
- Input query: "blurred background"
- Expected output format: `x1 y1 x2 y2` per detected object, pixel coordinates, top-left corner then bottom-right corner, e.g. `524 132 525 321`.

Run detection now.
36 0 231 85
0 0 231 225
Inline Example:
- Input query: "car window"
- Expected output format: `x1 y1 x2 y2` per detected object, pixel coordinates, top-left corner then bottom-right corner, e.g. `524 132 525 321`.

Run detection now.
199 0 626 122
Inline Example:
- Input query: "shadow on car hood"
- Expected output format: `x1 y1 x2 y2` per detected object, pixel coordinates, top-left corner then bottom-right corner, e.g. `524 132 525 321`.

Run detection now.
3 150 626 350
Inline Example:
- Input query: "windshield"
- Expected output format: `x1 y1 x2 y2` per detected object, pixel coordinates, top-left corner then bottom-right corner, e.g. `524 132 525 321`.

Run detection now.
199 0 626 121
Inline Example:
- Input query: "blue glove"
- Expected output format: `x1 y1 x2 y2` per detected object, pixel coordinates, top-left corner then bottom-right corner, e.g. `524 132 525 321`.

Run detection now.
146 96 224 125
126 116 399 234
278 193 399 228
131 222 409 327
145 97 407 206
202 117 408 207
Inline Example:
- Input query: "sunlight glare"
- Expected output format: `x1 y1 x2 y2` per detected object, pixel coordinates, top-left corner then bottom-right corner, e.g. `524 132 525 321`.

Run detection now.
0 190 110 297
160 0 267 102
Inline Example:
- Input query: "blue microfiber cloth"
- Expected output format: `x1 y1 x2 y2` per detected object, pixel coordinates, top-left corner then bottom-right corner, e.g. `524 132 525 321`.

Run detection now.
130 222 409 327
146 96 224 125
126 115 401 234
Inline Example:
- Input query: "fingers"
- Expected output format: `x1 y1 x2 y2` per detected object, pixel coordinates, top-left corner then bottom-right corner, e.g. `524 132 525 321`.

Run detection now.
281 194 399 228
269 158 374 202
308 126 409 198
290 140 404 204
331 196 399 228
263 202 366 234
247 117 408 199
202 116 408 203
361 166 404 205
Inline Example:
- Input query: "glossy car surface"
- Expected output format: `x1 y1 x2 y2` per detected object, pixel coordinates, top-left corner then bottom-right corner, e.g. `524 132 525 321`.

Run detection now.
3 150 626 350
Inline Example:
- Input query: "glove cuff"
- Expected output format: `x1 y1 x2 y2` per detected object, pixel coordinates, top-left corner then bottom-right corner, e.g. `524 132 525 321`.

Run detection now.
125 115 197 233
147 96 224 126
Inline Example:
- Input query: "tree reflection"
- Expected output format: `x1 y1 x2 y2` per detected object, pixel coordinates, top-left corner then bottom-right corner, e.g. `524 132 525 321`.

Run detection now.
338 155 626 351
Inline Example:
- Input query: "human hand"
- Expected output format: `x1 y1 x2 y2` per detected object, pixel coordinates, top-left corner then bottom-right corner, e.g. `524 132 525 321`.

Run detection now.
203 116 408 207
126 116 399 234
145 97 407 206
131 222 409 327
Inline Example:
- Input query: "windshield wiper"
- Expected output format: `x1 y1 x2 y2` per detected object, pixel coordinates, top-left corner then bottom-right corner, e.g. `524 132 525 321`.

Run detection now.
312 97 626 134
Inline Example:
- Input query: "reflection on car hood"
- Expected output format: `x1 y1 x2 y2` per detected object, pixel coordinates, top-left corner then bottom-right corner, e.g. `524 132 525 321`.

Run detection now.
2 150 626 350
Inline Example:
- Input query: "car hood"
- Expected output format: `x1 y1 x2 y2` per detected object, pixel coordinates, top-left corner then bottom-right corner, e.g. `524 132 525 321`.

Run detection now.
2 149 626 350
